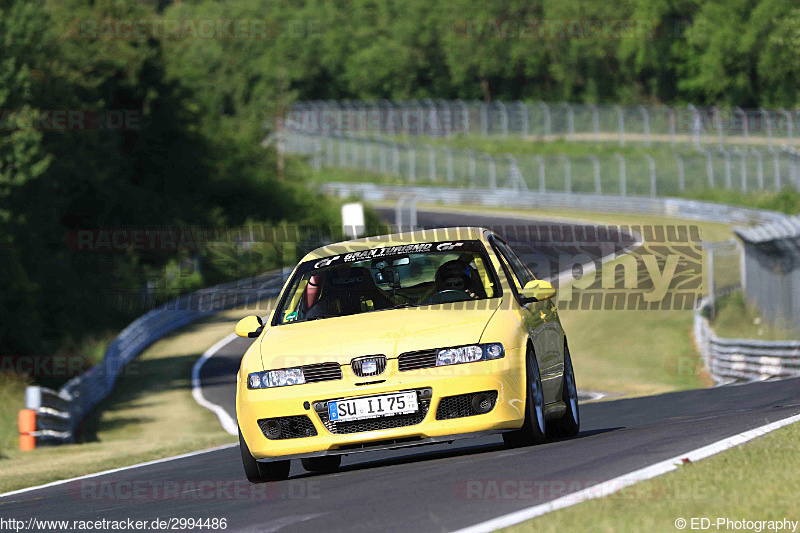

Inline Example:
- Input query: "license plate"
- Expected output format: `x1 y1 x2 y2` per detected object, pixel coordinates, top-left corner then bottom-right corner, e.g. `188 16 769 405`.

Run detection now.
328 392 418 423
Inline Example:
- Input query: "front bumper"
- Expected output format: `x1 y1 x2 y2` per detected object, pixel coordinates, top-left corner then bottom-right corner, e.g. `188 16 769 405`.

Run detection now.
237 350 526 461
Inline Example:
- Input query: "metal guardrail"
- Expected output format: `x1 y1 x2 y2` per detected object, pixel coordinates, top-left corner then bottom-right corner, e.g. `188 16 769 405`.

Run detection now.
319 181 786 226
694 296 800 384
21 270 289 446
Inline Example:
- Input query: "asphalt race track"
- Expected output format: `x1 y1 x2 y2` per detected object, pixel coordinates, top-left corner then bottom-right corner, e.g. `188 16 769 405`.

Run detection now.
2 210 799 532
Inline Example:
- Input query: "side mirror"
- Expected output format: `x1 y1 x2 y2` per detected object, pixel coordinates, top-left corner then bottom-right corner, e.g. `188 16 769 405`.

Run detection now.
235 315 264 338
520 280 556 303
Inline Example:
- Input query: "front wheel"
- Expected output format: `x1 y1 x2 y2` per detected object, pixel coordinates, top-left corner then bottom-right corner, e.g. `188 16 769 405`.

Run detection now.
548 343 580 439
239 427 291 483
503 346 547 448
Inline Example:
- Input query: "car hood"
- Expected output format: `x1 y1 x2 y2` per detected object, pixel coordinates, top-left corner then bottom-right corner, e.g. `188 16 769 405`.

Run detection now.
258 300 503 369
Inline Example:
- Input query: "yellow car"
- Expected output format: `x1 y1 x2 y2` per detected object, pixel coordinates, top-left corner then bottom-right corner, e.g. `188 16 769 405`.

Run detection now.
235 227 579 482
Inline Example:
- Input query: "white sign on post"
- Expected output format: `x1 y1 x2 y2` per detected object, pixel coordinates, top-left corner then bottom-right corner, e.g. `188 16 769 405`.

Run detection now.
342 202 365 239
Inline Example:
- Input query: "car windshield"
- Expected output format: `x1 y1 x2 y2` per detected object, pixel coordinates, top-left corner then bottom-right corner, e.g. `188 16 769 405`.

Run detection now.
274 240 500 325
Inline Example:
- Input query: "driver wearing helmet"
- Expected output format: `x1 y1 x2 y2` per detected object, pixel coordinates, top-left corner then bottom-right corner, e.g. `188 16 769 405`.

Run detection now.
433 259 484 299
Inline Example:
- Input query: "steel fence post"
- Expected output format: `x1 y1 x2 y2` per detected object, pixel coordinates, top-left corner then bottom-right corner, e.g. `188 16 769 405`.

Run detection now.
713 106 723 148
615 153 626 196
467 149 477 186
614 105 624 146
589 154 601 193
423 98 436 136
539 101 551 138
408 145 416 182
645 154 656 196
497 101 509 136
486 154 497 189
565 103 575 141
518 101 529 136
750 148 763 191
780 109 792 146
736 107 748 147
445 148 454 183
768 148 781 191
687 104 701 147
697 146 714 187
718 147 732 189
590 103 599 142
761 108 773 150
379 141 387 174
426 144 436 182
392 143 400 175
675 153 685 192
668 106 676 148
505 154 526 190
563 155 571 193
732 147 747 191
480 101 489 136
455 99 468 133
639 105 651 147
365 140 373 171
536 155 546 192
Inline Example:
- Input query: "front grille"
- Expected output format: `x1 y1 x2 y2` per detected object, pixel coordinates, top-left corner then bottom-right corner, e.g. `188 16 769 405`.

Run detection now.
316 389 431 434
302 362 343 383
351 355 387 377
435 391 498 420
398 349 438 371
258 415 318 440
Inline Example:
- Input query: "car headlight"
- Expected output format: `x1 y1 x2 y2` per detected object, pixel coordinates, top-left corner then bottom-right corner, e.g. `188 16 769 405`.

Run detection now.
247 368 305 389
436 343 504 366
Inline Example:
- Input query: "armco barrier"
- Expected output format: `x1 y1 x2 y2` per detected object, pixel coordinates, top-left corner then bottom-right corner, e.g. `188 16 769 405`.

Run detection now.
20 269 289 448
694 296 800 383
318 181 786 226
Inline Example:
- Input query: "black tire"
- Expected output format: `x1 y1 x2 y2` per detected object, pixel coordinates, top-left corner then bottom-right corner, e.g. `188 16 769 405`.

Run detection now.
239 427 291 483
503 345 547 448
548 343 580 439
301 455 342 473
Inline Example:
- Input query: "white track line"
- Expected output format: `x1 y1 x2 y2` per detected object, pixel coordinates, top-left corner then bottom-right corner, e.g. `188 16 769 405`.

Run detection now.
454 412 800 533
192 332 240 436
1 333 244 500
0 443 236 499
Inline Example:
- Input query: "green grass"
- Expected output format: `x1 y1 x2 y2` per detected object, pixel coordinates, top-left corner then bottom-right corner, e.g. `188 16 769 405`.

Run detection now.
504 417 800 533
0 373 30 455
711 291 800 340
0 307 259 492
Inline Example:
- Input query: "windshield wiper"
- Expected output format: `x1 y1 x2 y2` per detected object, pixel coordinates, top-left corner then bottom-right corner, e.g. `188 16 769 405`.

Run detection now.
389 302 422 309
302 315 334 322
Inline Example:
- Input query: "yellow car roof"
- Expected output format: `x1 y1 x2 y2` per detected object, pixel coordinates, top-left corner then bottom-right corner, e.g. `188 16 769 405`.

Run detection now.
301 226 491 262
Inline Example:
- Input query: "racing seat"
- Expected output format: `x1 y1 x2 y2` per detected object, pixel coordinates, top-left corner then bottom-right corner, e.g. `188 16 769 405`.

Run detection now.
307 266 393 317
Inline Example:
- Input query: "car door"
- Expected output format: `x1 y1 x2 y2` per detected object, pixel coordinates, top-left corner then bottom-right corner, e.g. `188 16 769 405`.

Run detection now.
490 237 564 405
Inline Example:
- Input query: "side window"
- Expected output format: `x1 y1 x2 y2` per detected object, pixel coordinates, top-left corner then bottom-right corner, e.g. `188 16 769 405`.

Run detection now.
492 238 535 288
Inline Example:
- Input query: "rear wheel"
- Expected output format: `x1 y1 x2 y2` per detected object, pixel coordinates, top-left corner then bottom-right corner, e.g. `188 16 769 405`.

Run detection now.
548 343 580 439
239 427 291 483
503 345 547 448
301 455 342 473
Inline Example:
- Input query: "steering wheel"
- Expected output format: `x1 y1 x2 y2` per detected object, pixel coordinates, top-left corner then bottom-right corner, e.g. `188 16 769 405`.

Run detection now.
426 289 473 304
